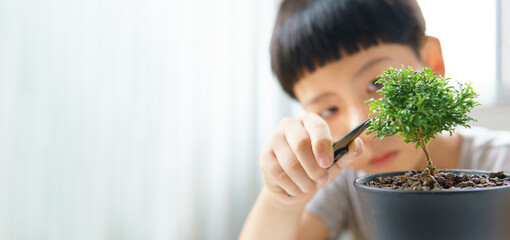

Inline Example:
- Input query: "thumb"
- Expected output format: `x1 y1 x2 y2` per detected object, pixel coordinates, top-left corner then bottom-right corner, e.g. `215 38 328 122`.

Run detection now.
326 138 364 181
337 138 363 168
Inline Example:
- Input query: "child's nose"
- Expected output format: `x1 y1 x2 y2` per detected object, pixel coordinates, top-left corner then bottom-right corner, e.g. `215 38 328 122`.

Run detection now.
344 104 369 131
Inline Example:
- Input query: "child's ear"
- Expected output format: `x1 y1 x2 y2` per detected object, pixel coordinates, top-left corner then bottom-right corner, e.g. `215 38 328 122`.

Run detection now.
419 36 445 76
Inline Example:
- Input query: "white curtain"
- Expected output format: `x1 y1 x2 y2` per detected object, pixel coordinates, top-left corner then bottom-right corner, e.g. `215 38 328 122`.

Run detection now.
0 0 297 239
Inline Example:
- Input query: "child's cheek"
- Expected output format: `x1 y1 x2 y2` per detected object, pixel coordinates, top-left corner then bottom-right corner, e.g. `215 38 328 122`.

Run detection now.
347 154 371 171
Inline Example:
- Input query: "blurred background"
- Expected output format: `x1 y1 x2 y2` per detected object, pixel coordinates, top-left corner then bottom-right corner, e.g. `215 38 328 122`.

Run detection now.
0 0 508 239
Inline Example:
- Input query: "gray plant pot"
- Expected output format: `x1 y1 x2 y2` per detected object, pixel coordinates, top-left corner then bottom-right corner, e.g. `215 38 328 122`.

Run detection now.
354 170 510 240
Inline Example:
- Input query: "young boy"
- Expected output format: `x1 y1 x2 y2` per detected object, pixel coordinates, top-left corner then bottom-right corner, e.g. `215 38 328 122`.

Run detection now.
240 0 510 239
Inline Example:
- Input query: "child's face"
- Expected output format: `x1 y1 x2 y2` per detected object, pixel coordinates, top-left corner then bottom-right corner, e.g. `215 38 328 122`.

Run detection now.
294 43 425 174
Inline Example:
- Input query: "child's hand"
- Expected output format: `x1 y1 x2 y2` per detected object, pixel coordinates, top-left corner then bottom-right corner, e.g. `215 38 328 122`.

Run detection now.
259 112 363 204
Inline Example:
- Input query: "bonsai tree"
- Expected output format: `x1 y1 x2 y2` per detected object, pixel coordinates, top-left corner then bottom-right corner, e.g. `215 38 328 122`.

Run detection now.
366 66 479 175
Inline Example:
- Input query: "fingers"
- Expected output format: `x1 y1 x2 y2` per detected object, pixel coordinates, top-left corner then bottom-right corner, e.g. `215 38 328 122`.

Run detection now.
272 130 317 193
259 113 362 199
328 138 364 177
302 113 334 168
260 149 303 196
283 117 330 185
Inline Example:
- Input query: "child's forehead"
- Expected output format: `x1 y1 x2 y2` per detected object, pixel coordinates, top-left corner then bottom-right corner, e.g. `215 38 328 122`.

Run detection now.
300 44 416 80
294 44 420 102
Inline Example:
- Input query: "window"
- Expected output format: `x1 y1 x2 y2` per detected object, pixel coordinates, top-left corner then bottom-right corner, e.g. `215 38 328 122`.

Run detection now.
418 0 497 105
497 0 510 103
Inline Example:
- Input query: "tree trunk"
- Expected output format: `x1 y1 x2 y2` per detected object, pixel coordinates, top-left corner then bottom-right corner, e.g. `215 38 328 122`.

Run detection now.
417 132 436 175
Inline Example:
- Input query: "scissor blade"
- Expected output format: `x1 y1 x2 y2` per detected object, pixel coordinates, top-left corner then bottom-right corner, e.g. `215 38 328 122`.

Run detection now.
331 118 370 163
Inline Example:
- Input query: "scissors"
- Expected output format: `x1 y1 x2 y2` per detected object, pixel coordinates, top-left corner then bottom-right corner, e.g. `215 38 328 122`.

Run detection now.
330 118 370 168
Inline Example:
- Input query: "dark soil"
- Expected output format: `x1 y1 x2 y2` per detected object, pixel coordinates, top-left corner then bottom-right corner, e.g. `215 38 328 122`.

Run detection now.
363 170 510 190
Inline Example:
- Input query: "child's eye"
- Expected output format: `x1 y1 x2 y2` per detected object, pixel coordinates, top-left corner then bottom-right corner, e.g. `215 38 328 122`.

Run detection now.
319 107 338 118
368 79 383 92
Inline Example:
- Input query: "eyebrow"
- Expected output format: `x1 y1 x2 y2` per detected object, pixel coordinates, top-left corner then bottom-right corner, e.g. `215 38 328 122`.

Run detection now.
304 92 336 106
304 56 390 106
353 56 390 78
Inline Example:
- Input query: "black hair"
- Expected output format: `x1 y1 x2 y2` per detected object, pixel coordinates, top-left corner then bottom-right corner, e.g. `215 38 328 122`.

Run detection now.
270 0 426 99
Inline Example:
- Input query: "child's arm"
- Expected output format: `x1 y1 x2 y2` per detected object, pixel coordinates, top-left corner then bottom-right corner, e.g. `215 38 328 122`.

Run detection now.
239 187 329 239
239 113 363 239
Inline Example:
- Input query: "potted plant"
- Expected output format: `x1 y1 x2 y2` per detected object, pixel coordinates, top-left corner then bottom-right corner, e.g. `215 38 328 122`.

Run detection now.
353 67 510 240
